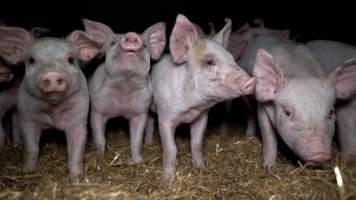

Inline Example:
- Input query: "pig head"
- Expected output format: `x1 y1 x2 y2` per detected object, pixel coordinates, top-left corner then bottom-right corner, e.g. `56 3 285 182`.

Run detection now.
253 46 356 167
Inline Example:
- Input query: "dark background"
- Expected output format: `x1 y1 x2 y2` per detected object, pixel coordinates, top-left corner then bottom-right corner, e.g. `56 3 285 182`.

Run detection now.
1 0 356 44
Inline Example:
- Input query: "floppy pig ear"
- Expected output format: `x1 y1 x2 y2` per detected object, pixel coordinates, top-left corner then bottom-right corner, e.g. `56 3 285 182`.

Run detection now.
143 22 166 60
0 25 33 64
82 19 114 45
327 58 356 100
68 30 102 62
169 14 199 64
253 48 286 102
214 18 232 49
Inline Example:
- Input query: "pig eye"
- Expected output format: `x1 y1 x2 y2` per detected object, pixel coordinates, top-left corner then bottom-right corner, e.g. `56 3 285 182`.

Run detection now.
205 58 215 66
110 40 117 46
328 107 335 120
67 56 75 64
283 107 294 121
28 56 36 65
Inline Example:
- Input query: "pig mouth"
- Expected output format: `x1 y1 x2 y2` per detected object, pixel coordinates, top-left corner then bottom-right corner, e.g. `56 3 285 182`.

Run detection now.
304 153 332 167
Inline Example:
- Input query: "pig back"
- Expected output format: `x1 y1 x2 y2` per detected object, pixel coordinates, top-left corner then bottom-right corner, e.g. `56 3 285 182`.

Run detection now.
306 40 356 73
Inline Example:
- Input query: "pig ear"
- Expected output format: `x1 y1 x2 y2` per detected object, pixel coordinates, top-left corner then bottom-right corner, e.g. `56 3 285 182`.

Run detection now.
235 23 250 34
30 27 50 38
253 18 265 27
193 23 205 37
214 18 232 49
227 34 248 60
169 14 199 64
68 30 102 62
253 48 286 102
82 19 113 45
280 30 291 39
208 22 216 36
326 58 356 100
0 26 33 64
143 22 167 60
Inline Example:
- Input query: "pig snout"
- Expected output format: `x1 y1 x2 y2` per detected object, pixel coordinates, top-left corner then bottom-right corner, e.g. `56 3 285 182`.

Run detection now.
305 153 332 167
38 71 67 93
120 32 143 52
0 67 13 82
297 136 332 166
240 76 256 95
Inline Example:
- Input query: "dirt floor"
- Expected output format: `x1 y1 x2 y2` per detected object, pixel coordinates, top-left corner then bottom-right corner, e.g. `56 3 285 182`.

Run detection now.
0 121 356 200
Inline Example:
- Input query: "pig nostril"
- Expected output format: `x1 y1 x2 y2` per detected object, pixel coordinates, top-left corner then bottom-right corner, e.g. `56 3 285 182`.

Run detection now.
42 79 50 88
57 78 64 85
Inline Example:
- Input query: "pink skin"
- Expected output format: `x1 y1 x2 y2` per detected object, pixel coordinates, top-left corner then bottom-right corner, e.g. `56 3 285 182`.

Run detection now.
149 14 256 182
0 26 99 183
238 34 356 168
82 19 166 163
306 40 356 159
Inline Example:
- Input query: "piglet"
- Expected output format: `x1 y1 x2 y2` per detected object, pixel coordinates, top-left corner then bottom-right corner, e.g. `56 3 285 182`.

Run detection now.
0 25 100 183
306 40 356 159
82 19 166 163
149 14 256 182
238 34 356 167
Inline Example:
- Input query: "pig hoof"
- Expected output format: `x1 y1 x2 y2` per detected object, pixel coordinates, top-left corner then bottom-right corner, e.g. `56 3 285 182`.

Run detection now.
263 160 276 169
245 130 256 137
131 156 144 164
218 125 229 135
193 160 205 168
22 165 36 172
69 175 80 185
160 172 175 183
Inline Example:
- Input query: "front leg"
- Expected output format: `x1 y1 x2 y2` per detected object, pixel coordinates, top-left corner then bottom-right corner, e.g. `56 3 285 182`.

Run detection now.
190 111 208 168
65 123 87 184
11 108 22 145
0 115 5 146
243 96 257 137
144 114 155 145
337 104 356 159
129 113 148 163
90 111 108 154
257 104 278 168
158 117 177 183
21 119 41 171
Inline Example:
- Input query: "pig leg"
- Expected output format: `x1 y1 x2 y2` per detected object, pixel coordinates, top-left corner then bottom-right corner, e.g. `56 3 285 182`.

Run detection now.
190 112 208 167
0 113 5 146
11 109 22 145
258 105 278 168
144 114 155 145
158 117 177 182
219 101 231 134
65 124 87 184
243 96 257 137
129 113 147 163
22 120 41 171
90 111 108 154
337 103 356 159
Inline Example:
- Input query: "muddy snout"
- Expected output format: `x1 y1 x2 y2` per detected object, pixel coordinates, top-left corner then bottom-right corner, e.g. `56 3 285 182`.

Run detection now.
0 66 13 82
37 70 67 93
120 32 143 52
